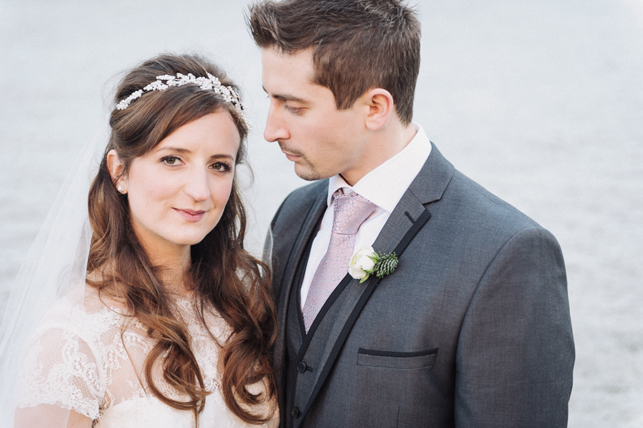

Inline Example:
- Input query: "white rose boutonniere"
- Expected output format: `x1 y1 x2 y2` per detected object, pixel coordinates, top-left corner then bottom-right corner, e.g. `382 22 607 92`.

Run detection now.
348 246 399 283
348 247 378 282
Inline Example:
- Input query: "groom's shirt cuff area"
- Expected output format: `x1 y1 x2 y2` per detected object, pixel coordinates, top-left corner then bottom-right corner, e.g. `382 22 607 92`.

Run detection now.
300 124 432 308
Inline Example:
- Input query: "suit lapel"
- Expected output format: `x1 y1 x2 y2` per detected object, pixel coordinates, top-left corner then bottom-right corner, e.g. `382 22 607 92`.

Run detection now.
374 142 454 253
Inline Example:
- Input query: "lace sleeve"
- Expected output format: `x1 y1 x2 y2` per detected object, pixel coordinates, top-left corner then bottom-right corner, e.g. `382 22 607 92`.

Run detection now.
15 315 104 421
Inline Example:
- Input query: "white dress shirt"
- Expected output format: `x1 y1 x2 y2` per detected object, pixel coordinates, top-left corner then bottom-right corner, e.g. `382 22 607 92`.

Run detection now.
300 124 432 308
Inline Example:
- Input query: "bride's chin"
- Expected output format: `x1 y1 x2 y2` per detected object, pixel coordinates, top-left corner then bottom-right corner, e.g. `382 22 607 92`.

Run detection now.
177 231 214 247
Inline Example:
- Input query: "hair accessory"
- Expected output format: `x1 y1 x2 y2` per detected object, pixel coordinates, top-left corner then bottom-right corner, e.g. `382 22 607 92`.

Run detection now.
115 73 251 127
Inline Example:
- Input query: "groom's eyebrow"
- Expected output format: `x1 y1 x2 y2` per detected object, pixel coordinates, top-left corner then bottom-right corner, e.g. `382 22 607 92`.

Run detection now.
262 86 307 104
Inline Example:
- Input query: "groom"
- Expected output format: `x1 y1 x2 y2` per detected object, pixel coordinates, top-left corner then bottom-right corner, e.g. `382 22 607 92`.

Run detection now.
247 1 574 427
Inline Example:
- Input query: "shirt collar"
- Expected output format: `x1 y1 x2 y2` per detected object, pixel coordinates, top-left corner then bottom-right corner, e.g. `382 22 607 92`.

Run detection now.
327 124 432 212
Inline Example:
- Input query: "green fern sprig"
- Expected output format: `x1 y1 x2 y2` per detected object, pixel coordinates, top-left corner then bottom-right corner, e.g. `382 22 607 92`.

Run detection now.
373 252 398 278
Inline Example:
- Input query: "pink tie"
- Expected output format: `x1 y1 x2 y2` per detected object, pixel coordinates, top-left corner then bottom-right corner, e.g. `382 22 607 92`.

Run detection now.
302 189 376 332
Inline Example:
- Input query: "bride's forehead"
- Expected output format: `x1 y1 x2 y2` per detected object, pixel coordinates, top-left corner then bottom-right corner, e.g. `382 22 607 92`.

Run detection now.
160 113 239 146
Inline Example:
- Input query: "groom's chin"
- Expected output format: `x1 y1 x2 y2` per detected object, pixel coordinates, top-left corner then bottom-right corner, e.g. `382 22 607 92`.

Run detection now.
293 164 325 182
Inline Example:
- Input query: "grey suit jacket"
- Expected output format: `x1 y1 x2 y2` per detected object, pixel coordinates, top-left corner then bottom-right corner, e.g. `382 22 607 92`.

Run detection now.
268 143 574 428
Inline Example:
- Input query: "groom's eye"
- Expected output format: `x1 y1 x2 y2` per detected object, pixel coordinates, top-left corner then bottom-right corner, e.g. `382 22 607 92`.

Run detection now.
285 105 303 114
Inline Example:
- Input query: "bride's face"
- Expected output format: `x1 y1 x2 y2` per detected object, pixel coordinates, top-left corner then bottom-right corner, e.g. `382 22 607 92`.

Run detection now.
109 111 240 259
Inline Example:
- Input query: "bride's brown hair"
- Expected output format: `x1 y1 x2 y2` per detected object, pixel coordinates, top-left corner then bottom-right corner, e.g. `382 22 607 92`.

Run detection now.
86 54 276 424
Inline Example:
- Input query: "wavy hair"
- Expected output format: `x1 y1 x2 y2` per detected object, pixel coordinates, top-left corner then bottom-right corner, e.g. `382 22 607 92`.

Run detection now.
86 54 276 424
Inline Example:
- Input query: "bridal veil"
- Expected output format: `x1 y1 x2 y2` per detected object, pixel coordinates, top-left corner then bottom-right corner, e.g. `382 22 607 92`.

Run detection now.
0 127 106 427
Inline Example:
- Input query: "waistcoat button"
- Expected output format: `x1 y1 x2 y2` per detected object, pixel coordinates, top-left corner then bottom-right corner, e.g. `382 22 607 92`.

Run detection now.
291 407 301 418
297 361 308 373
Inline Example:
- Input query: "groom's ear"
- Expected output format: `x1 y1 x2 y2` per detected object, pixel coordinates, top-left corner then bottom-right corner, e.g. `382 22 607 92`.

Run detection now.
363 88 395 131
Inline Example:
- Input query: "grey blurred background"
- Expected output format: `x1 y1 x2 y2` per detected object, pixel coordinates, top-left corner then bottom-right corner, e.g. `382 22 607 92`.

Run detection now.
1 0 641 426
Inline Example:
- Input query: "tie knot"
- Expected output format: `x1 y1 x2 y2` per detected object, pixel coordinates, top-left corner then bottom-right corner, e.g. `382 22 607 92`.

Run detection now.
332 190 376 235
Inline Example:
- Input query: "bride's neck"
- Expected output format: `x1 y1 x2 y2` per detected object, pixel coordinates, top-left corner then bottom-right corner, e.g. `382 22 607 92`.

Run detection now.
146 245 193 295
88 243 194 300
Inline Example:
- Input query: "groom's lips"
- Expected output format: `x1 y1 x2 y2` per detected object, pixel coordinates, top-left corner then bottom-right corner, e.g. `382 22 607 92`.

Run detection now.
284 152 300 161
279 143 302 161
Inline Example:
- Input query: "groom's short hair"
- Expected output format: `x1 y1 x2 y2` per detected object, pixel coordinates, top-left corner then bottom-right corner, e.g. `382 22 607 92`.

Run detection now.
247 0 421 125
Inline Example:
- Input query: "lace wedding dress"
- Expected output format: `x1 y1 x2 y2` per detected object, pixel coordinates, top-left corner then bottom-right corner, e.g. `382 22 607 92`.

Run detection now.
14 289 277 428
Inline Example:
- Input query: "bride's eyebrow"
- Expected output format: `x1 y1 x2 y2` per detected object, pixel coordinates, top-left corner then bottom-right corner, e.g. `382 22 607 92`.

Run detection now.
156 147 191 154
209 154 234 161
156 148 235 162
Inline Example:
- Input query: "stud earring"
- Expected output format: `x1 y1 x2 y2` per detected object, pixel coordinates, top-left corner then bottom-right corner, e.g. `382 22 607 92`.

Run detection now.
117 185 125 193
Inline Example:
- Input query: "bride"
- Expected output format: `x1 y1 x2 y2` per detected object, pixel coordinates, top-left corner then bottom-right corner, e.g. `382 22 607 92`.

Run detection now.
0 54 277 427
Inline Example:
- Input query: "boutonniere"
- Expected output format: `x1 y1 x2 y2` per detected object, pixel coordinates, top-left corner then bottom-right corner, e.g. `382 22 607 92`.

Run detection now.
348 246 399 283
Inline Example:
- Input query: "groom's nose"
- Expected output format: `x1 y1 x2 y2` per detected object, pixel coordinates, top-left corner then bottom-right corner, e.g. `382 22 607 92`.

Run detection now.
264 103 290 143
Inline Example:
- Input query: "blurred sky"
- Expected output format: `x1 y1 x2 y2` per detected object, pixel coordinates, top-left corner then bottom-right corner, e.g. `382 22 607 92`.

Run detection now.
1 1 642 426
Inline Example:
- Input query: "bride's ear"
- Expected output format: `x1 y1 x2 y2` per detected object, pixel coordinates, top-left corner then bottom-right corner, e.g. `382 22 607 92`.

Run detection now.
106 149 127 193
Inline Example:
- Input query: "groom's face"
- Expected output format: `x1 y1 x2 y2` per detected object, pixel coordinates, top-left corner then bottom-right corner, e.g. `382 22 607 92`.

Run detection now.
261 47 369 183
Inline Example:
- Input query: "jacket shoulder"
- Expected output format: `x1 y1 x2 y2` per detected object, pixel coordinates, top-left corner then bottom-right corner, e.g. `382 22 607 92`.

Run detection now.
448 170 544 233
270 180 327 230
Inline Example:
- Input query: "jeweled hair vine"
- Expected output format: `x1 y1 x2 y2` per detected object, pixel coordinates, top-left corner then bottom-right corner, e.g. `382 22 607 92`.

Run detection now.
115 71 251 128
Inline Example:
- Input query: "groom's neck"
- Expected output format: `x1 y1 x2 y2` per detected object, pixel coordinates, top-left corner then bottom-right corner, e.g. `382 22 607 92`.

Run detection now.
341 120 417 187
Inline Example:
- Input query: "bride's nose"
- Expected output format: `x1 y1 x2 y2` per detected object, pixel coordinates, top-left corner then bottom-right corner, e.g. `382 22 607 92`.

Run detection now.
183 167 210 201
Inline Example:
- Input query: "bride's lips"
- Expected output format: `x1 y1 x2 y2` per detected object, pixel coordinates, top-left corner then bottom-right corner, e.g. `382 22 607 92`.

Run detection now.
174 208 206 222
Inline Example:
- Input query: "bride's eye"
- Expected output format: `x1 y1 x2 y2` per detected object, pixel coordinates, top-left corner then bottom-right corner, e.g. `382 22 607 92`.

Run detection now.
161 156 181 166
211 161 232 172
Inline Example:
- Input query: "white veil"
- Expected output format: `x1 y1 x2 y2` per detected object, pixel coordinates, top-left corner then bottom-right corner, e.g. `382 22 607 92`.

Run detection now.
0 127 106 427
